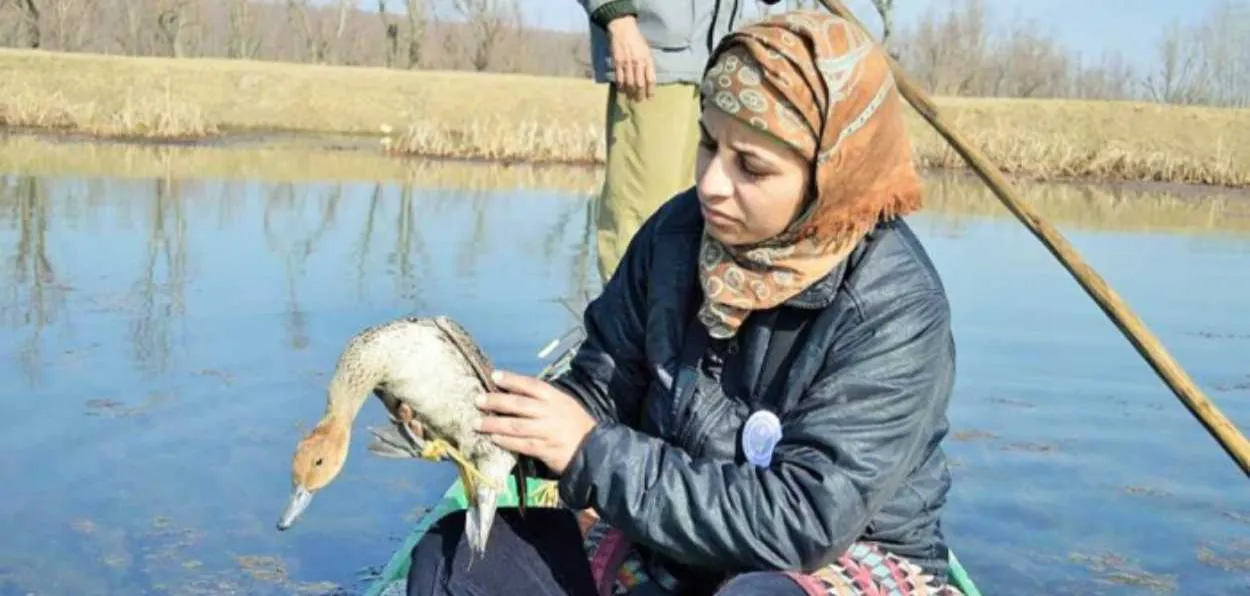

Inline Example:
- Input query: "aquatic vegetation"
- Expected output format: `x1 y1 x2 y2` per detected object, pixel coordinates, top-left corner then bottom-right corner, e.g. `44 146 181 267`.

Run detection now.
1069 552 1177 593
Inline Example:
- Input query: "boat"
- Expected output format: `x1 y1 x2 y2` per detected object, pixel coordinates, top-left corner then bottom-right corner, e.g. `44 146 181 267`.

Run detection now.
362 475 981 596
362 327 983 596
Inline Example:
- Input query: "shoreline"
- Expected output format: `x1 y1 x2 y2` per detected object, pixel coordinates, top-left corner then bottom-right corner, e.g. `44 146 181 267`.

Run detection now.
5 127 1249 203
4 131 1248 240
7 119 1250 191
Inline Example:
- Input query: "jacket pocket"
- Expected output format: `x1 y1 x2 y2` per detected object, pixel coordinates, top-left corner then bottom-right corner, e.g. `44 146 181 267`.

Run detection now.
636 1 695 50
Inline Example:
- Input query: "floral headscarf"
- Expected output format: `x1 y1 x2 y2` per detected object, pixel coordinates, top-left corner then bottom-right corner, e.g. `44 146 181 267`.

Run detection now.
696 10 924 339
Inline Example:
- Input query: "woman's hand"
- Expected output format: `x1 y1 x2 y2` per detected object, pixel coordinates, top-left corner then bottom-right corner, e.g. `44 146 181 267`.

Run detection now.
475 370 597 476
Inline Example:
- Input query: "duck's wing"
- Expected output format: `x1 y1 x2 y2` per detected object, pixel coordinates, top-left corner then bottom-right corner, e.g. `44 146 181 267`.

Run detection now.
431 316 496 392
432 316 531 514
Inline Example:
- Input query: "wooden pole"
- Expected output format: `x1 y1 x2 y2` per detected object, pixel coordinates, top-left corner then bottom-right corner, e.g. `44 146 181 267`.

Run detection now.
814 0 1250 477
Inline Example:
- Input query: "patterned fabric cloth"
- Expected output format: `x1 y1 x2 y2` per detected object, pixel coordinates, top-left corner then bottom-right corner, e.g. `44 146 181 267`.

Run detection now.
694 10 926 339
789 543 965 596
578 514 964 596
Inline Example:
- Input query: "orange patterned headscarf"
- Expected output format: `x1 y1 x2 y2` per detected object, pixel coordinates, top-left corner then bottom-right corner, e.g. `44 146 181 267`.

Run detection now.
696 11 924 339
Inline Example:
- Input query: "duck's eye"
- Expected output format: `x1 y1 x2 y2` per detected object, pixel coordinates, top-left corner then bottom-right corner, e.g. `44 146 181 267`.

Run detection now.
314 458 324 466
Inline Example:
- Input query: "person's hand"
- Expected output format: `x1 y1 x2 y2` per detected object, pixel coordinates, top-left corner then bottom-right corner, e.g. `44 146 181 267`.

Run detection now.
606 15 655 102
475 370 597 476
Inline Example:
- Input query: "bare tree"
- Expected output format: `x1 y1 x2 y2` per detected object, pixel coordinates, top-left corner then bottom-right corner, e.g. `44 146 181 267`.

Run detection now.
571 35 592 78
1071 51 1136 100
994 20 1070 98
285 0 317 62
1143 20 1209 104
46 0 98 51
403 0 426 68
13 0 41 48
117 0 146 55
899 0 988 95
1190 0 1250 107
377 0 396 66
332 0 350 62
153 0 193 57
285 0 351 63
227 0 258 58
450 0 520 71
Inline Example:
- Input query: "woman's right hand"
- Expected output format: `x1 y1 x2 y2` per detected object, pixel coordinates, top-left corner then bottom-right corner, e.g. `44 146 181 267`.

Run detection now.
607 16 656 102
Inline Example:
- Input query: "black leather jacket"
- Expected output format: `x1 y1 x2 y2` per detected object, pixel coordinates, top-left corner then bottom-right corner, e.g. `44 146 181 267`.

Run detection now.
551 189 956 585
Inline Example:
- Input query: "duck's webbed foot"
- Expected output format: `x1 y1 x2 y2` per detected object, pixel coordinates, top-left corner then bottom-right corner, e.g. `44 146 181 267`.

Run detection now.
419 438 453 462
366 405 433 460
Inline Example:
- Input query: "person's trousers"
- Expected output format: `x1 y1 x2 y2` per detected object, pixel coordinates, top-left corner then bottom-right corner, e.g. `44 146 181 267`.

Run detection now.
405 508 812 596
594 82 702 284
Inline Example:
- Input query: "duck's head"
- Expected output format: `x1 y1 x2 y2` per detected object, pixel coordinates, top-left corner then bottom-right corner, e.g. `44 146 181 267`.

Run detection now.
277 417 350 531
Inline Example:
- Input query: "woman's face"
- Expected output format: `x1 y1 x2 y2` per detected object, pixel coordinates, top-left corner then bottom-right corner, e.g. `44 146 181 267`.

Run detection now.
695 106 810 246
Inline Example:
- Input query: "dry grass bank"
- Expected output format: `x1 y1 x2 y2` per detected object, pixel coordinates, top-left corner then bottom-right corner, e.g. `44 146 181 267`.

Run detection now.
2 48 1249 187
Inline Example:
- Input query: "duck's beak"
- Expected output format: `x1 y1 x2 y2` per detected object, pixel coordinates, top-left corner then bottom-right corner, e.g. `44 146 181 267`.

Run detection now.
277 485 313 531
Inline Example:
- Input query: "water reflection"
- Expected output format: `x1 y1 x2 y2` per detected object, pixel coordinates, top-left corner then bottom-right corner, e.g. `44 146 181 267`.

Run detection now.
0 162 1246 595
2 169 1245 387
130 177 189 375
924 173 1250 237
263 182 343 351
0 174 601 384
1 176 68 386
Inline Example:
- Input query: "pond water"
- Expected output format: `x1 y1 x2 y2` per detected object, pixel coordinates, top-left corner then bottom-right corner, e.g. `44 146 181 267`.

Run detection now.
0 150 1248 595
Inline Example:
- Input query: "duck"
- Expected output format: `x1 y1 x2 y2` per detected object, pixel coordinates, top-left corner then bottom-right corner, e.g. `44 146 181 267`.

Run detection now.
276 315 528 559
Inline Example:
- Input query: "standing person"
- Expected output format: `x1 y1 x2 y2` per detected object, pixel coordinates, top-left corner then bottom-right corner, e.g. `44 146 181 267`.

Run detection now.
580 0 780 283
406 10 966 596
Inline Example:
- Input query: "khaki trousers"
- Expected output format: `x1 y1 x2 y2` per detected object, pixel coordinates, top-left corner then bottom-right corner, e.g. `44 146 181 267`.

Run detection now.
594 82 702 283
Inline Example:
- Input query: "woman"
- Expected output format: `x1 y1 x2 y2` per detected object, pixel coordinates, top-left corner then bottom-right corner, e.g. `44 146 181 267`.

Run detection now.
408 10 963 596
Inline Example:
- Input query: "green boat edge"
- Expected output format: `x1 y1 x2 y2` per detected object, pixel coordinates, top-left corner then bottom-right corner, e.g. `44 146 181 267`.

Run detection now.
362 476 982 596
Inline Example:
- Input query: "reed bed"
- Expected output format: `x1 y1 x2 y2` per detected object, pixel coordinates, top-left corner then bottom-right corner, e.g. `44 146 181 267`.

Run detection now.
2 48 1248 187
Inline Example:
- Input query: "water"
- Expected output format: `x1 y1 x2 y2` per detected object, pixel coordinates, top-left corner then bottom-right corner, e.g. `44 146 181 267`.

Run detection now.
0 155 1248 595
